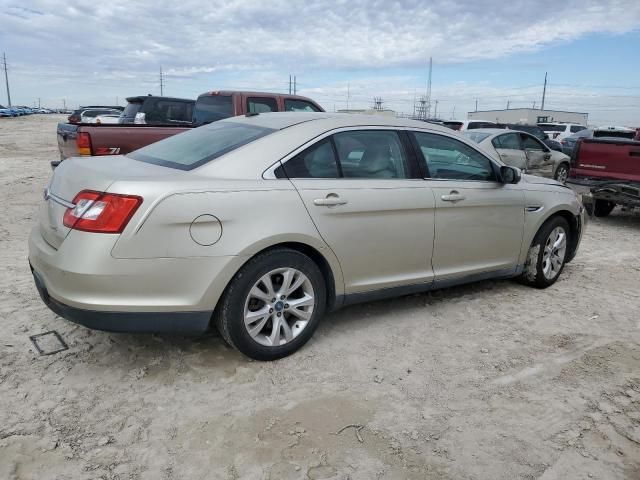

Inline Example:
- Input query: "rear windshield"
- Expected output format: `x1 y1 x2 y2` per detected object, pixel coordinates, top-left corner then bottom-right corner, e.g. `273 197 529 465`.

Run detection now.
462 131 491 143
468 122 496 129
442 121 463 131
593 130 635 139
538 124 566 132
120 101 143 122
193 95 233 125
127 121 275 170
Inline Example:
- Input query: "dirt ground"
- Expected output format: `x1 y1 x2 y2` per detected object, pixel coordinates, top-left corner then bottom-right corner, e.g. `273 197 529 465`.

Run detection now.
1 115 639 480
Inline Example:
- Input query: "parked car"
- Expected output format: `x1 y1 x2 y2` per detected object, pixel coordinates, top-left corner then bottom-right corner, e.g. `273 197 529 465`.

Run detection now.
462 129 572 182
119 95 195 125
569 135 640 216
0 105 15 117
95 114 121 124
560 129 592 158
538 122 587 141
498 123 562 151
80 108 123 124
442 119 497 131
67 106 124 124
31 113 586 360
56 91 324 163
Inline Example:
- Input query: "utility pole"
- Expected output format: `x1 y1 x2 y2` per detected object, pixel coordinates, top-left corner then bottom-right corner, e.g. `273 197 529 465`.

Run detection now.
3 52 11 107
294 76 297 95
475 99 478 112
506 100 510 109
433 99 438 118
346 82 350 110
62 98 66 110
38 97 41 108
451 106 456 120
159 66 165 96
288 75 291 94
541 71 547 110
426 56 432 118
532 101 536 109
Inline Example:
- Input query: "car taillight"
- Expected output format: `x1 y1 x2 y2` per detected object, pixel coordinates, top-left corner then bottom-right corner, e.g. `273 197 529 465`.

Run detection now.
76 132 92 155
63 190 143 233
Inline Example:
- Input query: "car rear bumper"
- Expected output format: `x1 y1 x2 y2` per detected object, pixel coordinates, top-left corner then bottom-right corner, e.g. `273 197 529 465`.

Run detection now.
31 266 210 333
28 226 245 333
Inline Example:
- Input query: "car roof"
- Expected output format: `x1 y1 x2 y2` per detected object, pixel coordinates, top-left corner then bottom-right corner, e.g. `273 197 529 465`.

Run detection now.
126 95 194 103
218 112 458 134
462 128 509 135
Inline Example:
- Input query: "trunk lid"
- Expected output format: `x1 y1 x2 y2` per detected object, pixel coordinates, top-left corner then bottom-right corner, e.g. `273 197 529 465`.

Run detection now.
39 155 174 249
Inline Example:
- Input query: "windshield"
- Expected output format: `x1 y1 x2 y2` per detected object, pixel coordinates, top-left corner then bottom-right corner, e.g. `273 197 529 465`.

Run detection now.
120 101 143 123
538 124 566 132
193 95 233 125
127 121 275 170
462 131 491 143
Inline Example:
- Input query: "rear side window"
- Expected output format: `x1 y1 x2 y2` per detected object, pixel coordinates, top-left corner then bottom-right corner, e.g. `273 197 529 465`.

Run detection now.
144 99 194 124
193 95 233 125
247 97 278 113
333 130 410 179
128 122 275 170
284 99 322 112
413 132 496 181
493 133 520 150
283 138 339 178
521 134 545 150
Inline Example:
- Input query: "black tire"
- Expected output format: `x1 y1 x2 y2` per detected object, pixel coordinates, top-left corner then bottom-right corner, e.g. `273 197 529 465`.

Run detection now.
554 163 570 183
214 248 326 361
519 216 571 289
593 199 615 217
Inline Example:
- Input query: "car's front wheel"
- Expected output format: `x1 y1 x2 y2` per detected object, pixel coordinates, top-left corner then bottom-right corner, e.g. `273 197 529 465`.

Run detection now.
215 248 326 360
554 163 570 183
520 216 570 288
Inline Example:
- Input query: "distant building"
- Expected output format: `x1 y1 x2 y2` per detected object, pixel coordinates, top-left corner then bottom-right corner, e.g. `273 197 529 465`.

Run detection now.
468 108 588 125
337 108 396 117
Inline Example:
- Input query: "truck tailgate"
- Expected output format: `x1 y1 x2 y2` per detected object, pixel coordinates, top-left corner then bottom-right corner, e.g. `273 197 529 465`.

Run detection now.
573 138 640 182
84 125 190 156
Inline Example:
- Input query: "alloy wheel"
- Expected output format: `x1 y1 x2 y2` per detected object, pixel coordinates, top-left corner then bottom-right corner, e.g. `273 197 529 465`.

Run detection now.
243 268 315 347
542 226 567 280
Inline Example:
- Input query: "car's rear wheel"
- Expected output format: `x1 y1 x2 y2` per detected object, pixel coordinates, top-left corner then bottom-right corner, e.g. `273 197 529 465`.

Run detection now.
593 199 616 217
519 216 570 288
554 163 569 183
215 248 326 360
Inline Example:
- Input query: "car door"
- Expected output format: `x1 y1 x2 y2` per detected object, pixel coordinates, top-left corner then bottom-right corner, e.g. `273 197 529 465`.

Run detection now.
410 131 525 282
491 133 528 170
519 133 553 178
283 129 436 294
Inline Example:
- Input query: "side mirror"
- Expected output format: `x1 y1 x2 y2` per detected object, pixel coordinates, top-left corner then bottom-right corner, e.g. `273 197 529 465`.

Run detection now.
500 165 521 184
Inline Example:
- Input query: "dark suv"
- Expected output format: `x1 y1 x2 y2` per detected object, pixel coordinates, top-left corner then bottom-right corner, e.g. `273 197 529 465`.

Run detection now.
120 96 195 125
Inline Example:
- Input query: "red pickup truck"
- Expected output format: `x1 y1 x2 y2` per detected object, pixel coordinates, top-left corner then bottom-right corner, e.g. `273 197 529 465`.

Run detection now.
55 91 324 166
569 136 640 216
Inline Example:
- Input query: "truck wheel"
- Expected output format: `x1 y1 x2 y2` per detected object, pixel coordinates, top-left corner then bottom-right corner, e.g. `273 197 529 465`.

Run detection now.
554 163 569 183
519 216 570 289
215 248 326 361
593 200 615 217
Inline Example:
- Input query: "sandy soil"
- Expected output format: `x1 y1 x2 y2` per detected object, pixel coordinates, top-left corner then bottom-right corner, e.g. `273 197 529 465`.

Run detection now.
1 115 639 480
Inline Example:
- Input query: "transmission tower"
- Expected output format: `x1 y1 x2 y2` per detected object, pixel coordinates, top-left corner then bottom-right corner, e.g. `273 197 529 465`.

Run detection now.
159 66 165 96
425 56 432 118
373 97 384 111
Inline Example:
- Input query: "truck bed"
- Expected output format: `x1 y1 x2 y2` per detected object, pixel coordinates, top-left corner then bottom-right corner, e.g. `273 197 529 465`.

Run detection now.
57 123 191 161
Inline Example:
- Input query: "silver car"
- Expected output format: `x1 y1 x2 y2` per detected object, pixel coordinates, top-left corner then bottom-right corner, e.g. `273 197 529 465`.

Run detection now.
29 113 586 360
463 129 572 183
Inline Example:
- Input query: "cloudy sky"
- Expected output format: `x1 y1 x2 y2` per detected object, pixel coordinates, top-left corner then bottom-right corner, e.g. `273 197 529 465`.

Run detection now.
2 0 640 125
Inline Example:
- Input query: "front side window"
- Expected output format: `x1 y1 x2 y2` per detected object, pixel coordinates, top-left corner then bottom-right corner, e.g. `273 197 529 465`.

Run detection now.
284 99 322 112
492 133 520 150
333 130 410 179
247 97 278 113
128 121 275 170
282 138 339 178
412 132 496 181
570 125 586 133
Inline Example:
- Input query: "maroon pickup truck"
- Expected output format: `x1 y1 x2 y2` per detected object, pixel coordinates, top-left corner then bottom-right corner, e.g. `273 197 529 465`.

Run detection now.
569 136 640 216
55 91 324 165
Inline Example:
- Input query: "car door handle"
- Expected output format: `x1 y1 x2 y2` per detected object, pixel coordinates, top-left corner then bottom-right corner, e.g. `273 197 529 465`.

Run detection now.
314 196 347 207
441 192 466 202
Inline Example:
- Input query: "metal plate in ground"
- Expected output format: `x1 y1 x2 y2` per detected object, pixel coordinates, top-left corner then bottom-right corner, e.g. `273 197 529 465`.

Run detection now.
29 330 68 356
